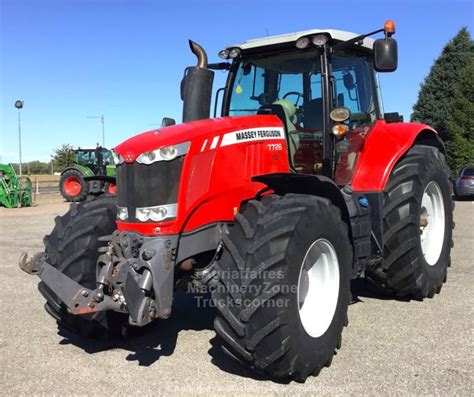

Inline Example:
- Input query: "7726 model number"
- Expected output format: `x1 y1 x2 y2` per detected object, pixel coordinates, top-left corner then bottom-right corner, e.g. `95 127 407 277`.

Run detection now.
267 143 283 151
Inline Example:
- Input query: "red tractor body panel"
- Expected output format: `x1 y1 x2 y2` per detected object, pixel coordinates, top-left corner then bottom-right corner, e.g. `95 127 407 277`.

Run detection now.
115 115 290 235
114 116 437 236
349 121 437 191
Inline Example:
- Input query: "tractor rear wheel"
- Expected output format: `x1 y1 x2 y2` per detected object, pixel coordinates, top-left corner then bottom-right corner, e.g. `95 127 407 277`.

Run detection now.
369 145 453 299
38 195 128 338
60 169 89 202
212 194 352 381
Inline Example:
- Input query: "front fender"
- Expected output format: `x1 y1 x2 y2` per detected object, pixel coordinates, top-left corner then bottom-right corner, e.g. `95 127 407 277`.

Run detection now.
252 173 349 222
252 173 373 275
351 121 443 191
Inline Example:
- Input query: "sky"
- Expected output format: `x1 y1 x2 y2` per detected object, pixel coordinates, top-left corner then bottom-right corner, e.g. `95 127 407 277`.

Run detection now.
0 0 473 163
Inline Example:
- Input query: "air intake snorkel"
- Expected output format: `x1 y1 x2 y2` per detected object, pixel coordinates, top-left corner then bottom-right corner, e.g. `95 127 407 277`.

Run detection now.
181 40 215 122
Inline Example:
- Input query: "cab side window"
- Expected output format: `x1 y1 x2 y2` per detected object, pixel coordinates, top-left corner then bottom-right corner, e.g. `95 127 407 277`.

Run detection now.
331 54 376 125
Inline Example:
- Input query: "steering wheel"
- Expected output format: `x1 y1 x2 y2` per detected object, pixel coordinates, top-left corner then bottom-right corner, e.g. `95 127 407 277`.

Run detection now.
283 91 303 107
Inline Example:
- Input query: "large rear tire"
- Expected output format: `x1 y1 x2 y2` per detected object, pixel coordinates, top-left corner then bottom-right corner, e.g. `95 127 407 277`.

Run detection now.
369 145 453 299
212 194 352 382
38 195 128 338
60 169 89 202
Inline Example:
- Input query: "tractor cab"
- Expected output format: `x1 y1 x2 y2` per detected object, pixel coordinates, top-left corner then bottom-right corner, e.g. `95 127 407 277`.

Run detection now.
223 40 378 175
74 146 113 175
183 22 398 183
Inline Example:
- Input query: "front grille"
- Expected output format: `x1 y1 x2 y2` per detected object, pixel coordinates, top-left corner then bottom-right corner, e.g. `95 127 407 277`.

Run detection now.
116 158 184 221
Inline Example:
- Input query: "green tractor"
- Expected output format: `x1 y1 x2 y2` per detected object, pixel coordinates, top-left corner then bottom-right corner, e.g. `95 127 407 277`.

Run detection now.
0 163 32 208
59 146 116 202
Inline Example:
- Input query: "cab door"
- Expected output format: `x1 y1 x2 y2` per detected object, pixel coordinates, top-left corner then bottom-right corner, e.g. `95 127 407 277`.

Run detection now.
330 53 381 186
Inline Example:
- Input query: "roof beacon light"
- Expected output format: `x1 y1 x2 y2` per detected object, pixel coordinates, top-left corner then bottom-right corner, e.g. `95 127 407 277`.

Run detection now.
295 37 310 49
384 20 396 36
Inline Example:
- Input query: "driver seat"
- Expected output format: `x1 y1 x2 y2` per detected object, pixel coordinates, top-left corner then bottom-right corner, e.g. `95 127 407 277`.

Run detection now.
257 99 299 165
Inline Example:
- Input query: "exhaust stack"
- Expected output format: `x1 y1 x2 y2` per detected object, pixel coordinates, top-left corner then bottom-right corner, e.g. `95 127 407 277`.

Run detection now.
189 40 208 68
182 40 214 123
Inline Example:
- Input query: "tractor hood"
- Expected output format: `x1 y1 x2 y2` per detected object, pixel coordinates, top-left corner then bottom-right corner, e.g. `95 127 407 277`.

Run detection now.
114 115 283 163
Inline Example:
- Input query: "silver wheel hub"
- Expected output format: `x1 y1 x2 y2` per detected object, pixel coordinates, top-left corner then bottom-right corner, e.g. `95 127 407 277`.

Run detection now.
420 181 445 266
297 238 340 338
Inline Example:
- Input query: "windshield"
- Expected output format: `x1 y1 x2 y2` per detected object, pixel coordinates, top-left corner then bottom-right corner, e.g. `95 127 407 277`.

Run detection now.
462 168 474 176
228 49 322 117
75 150 96 166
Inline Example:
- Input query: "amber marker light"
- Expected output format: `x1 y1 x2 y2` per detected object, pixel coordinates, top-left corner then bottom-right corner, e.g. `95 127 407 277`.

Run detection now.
384 20 396 36
331 124 349 137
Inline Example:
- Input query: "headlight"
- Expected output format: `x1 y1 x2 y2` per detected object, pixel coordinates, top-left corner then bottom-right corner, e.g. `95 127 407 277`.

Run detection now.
311 35 328 47
136 203 177 222
117 206 128 221
112 151 124 165
136 142 190 165
296 37 310 49
228 48 241 59
160 146 178 160
218 49 229 59
136 207 151 222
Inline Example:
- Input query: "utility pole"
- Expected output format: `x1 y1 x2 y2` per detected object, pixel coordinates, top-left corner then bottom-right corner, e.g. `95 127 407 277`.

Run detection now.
87 114 105 146
15 100 24 177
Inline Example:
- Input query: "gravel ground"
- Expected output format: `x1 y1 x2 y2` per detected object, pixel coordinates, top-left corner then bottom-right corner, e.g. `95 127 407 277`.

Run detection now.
0 194 472 395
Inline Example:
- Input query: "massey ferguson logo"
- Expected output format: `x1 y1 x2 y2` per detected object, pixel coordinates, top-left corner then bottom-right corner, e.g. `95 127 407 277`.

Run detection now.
221 127 285 147
235 129 282 141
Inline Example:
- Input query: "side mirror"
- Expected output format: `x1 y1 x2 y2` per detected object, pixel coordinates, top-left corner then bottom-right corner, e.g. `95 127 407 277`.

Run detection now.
374 37 398 72
343 73 355 91
161 117 176 127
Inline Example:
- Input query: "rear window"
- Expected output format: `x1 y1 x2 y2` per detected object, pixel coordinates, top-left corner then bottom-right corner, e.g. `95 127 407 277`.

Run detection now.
462 168 474 176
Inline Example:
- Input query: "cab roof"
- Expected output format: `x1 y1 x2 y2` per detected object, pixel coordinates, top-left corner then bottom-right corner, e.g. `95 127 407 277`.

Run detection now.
227 29 374 51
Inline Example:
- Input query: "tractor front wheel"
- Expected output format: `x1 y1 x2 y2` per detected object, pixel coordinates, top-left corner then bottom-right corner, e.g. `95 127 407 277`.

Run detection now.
369 145 453 299
212 194 352 381
38 195 128 338
60 169 89 202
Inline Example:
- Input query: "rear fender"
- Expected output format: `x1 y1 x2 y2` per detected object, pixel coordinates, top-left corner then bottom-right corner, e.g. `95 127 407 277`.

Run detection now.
351 121 444 191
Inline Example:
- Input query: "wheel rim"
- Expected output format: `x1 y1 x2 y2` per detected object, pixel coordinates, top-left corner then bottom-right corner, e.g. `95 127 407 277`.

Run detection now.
297 238 340 338
107 183 117 194
64 176 82 197
420 181 445 266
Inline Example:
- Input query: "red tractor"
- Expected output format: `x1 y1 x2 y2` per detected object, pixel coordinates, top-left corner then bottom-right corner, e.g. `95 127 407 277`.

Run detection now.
20 21 453 382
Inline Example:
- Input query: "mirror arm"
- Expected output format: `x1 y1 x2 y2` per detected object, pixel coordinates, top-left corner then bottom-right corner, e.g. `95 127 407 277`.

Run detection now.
331 28 384 54
207 62 231 70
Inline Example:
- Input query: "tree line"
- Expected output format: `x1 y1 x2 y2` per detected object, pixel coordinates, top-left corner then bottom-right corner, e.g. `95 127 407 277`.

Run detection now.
411 27 474 176
10 144 74 175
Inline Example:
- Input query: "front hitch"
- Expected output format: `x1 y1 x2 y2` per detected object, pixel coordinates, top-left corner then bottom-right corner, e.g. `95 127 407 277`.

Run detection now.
19 252 126 315
19 231 178 327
